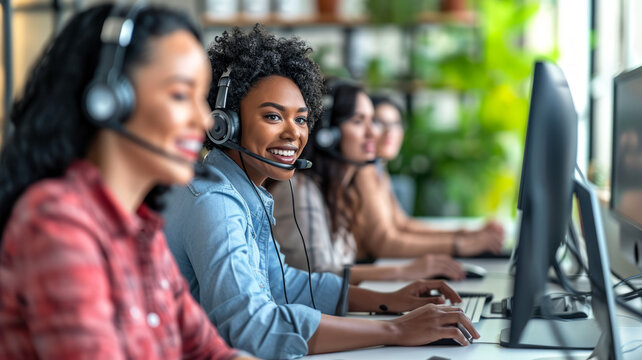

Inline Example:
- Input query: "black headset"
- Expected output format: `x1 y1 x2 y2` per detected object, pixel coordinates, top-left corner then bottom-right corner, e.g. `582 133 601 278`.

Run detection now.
83 3 145 128
313 97 341 151
206 67 241 145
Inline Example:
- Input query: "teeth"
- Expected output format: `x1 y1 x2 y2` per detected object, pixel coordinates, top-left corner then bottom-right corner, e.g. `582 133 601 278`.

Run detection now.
177 139 203 152
268 149 295 157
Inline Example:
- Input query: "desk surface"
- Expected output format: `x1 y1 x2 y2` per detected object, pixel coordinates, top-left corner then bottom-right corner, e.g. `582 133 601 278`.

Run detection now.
302 258 642 360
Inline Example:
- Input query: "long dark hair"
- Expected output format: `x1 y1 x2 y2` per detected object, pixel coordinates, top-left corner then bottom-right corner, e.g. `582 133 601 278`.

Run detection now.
0 4 202 236
304 83 365 234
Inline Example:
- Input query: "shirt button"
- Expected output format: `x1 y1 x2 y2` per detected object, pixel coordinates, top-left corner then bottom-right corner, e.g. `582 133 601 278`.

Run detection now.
160 279 169 290
147 312 160 328
129 306 142 320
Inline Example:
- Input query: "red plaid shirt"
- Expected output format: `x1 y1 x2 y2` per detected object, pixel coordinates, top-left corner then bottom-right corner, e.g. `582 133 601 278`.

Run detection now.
0 161 238 360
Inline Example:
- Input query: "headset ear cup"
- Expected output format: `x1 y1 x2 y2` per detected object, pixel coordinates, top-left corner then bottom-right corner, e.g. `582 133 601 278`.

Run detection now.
207 109 240 145
83 76 134 127
226 109 240 144
315 127 341 150
114 76 135 123
84 81 118 125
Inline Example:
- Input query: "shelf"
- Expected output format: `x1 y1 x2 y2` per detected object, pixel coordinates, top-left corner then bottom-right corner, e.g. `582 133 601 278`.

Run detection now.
201 11 477 28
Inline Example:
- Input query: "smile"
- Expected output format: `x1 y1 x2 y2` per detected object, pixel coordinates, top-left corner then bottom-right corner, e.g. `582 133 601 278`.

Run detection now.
268 149 296 156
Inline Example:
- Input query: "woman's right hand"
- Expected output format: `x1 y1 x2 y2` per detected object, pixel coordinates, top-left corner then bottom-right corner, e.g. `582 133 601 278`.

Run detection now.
455 221 505 257
388 303 480 346
401 254 466 281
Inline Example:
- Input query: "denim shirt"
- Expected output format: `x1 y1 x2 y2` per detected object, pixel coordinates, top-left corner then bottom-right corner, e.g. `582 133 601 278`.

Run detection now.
163 148 346 359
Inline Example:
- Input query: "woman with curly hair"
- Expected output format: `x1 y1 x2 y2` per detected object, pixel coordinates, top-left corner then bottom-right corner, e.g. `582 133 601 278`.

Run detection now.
163 25 479 360
0 4 248 359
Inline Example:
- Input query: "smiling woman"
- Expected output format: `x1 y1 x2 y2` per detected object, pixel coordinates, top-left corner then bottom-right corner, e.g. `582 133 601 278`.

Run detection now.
163 25 479 360
0 4 251 360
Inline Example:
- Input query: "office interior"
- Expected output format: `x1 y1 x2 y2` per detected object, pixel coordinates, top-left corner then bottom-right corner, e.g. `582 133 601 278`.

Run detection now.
1 0 641 359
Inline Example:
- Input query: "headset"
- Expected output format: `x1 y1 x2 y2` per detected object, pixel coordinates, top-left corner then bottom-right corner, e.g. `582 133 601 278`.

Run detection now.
206 68 312 171
81 2 212 176
312 104 377 166
83 3 143 128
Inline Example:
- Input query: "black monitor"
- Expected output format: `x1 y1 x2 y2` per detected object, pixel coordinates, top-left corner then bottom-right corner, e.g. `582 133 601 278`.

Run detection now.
611 66 642 270
502 60 578 345
500 62 624 359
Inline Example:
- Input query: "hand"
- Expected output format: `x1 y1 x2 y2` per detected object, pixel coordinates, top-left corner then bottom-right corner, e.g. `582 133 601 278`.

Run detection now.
456 220 504 257
380 280 462 313
389 303 480 346
401 254 466 281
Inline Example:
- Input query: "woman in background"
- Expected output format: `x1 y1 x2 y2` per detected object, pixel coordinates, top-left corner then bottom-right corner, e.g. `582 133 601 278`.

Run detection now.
270 83 467 283
350 94 505 261
0 5 248 359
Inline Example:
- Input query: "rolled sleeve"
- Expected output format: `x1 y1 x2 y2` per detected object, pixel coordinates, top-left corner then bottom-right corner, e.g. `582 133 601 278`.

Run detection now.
273 243 345 316
167 187 323 359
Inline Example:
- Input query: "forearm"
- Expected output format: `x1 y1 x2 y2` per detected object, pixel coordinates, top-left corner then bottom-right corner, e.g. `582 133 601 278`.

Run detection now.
346 285 396 312
307 314 398 354
369 230 454 258
349 265 403 284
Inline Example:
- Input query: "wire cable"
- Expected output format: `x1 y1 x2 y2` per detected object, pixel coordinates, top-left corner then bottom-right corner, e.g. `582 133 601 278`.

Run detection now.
288 178 317 309
239 155 289 304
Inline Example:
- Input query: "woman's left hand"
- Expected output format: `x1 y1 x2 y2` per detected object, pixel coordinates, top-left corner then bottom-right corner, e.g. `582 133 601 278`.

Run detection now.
380 280 462 313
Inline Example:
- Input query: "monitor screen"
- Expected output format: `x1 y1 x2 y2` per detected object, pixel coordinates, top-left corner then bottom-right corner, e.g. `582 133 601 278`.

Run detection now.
611 67 642 229
507 61 578 346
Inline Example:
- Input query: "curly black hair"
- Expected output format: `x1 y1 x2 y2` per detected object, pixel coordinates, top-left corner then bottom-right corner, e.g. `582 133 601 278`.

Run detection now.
204 24 324 150
0 4 201 236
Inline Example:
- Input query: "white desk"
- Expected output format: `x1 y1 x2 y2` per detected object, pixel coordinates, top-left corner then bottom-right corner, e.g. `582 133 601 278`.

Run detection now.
302 258 642 360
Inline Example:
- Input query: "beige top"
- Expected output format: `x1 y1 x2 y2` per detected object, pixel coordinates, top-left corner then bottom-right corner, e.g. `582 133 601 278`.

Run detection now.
270 174 356 274
352 165 454 260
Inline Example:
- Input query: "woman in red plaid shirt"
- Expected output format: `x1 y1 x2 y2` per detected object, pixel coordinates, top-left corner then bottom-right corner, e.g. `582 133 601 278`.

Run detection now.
0 4 253 360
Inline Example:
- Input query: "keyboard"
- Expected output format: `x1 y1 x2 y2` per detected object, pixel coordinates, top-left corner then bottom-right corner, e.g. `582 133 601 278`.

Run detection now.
453 292 493 323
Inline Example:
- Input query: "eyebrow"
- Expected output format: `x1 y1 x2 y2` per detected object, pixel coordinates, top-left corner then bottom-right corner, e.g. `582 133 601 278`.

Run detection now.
161 75 196 87
259 102 308 113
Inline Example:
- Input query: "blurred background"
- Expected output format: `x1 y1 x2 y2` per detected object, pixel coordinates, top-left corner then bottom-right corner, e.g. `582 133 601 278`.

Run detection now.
1 0 640 219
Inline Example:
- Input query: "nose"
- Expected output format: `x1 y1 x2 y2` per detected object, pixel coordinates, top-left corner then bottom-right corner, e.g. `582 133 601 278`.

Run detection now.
281 117 301 140
365 118 381 139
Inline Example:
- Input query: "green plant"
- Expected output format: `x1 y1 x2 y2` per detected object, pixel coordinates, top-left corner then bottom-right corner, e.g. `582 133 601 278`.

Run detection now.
384 0 558 216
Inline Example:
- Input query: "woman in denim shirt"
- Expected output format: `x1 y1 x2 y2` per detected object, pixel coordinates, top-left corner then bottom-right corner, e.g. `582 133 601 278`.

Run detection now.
163 25 478 359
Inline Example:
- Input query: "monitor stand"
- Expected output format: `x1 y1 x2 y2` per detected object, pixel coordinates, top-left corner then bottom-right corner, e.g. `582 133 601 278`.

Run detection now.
499 319 601 349
500 179 622 359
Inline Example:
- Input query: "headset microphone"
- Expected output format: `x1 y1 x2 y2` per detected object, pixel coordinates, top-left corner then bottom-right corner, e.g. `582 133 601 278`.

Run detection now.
320 147 377 167
222 141 312 170
109 125 211 178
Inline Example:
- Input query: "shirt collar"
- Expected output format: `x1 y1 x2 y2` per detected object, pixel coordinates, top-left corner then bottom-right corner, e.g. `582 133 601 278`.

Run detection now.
203 148 275 225
67 160 165 238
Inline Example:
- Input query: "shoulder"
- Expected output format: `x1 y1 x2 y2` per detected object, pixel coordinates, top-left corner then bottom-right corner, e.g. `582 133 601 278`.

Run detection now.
355 165 385 191
6 177 94 235
163 169 252 234
2 178 104 266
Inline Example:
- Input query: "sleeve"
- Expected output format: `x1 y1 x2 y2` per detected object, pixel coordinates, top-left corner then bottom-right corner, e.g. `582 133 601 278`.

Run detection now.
271 175 341 274
1 208 125 359
163 244 238 360
352 167 453 258
267 230 346 316
177 188 323 360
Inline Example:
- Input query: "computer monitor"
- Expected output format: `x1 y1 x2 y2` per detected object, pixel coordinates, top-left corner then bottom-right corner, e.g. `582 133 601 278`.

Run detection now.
500 61 623 359
611 66 642 270
502 60 578 345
